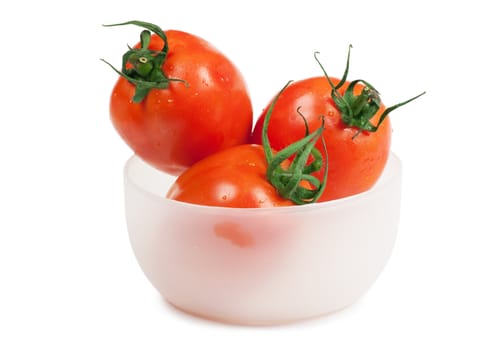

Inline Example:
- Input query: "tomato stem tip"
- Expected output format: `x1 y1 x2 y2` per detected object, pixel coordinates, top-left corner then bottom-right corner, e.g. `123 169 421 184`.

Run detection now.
102 20 187 103
262 81 328 205
315 47 425 139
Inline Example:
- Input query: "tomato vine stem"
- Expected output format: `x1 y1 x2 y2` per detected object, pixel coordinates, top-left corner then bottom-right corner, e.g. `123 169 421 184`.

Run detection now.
314 46 425 138
262 81 328 205
101 20 186 103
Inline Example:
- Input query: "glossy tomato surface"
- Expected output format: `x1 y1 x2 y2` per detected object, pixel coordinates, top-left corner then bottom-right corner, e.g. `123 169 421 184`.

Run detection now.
166 144 294 208
252 77 392 201
110 29 253 175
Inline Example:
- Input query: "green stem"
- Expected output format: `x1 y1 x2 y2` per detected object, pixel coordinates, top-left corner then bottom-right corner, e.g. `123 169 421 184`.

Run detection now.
262 81 328 205
314 47 425 139
101 20 186 103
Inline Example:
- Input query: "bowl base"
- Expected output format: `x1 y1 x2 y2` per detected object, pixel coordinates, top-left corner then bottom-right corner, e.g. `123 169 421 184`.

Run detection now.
162 296 358 326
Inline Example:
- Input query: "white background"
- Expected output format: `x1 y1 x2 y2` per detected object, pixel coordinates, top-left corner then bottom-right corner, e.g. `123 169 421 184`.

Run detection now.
1 0 499 349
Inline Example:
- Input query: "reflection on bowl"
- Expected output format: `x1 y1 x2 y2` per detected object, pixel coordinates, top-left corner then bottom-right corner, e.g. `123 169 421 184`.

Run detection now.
123 153 402 325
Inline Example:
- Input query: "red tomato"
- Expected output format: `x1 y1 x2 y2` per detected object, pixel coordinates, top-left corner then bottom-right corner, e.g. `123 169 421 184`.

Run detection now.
252 77 388 201
166 144 295 208
252 50 424 201
104 21 253 175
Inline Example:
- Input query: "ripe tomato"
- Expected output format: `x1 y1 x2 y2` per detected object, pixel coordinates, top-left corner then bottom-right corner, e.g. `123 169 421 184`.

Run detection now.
166 144 295 208
252 77 388 201
252 49 424 201
104 21 253 175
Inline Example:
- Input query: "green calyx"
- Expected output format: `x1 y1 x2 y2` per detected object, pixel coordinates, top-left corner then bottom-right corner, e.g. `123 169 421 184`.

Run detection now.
262 81 328 205
315 45 425 138
101 20 186 103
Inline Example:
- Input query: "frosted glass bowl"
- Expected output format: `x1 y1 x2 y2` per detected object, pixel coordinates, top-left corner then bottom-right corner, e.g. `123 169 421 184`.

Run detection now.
123 153 402 325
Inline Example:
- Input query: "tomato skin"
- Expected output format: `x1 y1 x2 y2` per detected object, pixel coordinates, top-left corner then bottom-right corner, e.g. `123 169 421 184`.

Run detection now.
110 30 253 175
166 144 294 208
251 77 392 201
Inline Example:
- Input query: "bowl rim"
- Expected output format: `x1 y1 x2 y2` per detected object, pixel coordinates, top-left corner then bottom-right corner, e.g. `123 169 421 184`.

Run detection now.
124 152 402 216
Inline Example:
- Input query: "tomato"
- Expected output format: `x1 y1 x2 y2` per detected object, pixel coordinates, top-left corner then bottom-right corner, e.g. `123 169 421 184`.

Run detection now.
252 49 424 201
166 144 294 208
252 77 388 201
104 21 253 175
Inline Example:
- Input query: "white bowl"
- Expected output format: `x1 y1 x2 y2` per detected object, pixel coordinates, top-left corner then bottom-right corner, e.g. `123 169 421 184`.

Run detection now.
123 153 402 325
